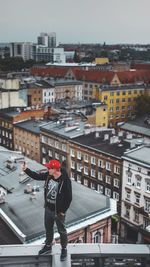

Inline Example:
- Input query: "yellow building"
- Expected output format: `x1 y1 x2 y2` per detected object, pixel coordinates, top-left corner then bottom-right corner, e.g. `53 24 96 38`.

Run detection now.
99 85 145 127
93 57 109 65
87 104 108 127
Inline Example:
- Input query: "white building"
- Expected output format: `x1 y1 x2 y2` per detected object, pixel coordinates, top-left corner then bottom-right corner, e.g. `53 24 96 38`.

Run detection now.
37 32 56 48
121 146 150 243
43 87 55 103
10 42 34 61
53 48 66 63
0 78 27 108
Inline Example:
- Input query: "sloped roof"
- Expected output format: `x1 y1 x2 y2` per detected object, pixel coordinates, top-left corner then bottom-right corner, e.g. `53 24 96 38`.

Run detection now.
30 66 69 78
71 69 115 84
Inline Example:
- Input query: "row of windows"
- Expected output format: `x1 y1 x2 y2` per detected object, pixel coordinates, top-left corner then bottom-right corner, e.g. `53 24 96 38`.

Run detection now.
0 130 12 139
70 157 120 174
109 106 134 112
41 138 67 152
71 172 119 200
126 175 150 193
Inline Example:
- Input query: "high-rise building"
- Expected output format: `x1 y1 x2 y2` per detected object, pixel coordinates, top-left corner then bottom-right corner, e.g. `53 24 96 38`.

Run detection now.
37 32 56 48
10 42 34 61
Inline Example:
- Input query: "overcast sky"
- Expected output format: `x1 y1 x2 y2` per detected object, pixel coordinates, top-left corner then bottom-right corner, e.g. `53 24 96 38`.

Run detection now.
1 0 150 44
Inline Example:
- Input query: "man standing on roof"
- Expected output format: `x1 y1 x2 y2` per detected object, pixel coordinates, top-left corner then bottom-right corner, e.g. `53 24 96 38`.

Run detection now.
22 159 72 261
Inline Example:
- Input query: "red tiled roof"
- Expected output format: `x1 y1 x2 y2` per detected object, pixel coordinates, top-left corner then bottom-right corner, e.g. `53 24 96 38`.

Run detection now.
117 70 150 84
30 66 69 78
71 69 115 84
131 63 150 70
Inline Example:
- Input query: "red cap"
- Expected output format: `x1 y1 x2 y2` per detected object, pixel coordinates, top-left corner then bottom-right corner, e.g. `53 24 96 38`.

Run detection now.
44 160 61 170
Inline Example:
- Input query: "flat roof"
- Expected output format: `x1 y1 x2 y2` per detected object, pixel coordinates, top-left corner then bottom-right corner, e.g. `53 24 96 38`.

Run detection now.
72 132 130 158
14 119 49 134
120 116 150 137
0 149 115 243
123 146 150 166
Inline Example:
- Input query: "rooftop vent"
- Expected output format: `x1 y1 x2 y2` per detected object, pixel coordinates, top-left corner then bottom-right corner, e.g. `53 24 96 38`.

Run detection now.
5 160 15 170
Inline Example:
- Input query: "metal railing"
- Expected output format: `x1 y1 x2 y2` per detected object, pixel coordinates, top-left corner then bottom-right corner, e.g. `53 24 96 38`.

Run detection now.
0 243 150 267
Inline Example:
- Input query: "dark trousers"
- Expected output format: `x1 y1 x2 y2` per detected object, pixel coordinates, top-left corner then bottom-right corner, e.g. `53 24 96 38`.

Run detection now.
44 207 68 248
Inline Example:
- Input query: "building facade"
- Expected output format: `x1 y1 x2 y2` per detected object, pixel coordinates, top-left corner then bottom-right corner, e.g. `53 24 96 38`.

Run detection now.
121 146 150 243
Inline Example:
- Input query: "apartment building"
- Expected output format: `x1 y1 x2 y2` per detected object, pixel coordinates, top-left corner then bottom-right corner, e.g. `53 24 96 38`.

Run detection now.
0 107 46 150
10 42 34 61
40 119 132 218
121 146 150 244
100 84 145 127
13 119 48 163
27 80 55 107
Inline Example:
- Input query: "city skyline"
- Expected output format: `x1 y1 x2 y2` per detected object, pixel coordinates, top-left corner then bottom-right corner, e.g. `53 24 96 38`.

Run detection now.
1 0 150 44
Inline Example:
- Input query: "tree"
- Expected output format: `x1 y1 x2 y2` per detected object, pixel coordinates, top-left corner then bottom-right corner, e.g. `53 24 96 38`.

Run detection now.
136 94 150 115
73 50 80 63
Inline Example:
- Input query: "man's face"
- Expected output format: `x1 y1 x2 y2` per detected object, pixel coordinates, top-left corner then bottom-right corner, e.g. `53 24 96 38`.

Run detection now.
48 168 56 177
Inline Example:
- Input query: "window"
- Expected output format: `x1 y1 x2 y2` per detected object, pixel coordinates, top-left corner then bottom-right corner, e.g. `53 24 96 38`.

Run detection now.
91 169 96 178
77 151 82 160
110 107 113 112
106 162 111 171
93 231 102 243
134 210 139 223
71 160 75 169
48 149 52 157
97 184 103 194
126 189 131 201
105 188 111 197
125 204 130 218
114 178 119 188
84 166 89 175
106 175 111 184
135 192 140 205
42 147 46 154
143 217 150 229
98 172 103 181
113 192 119 201
135 175 141 189
110 92 114 96
98 159 104 168
110 99 114 104
91 156 96 165
114 165 120 174
116 98 120 103
84 154 88 162
62 144 67 152
146 179 150 193
70 149 75 157
126 171 132 185
55 152 59 160
145 198 150 212
77 163 82 172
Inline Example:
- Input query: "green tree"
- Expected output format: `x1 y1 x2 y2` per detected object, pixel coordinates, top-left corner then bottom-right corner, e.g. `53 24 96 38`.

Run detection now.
136 94 150 115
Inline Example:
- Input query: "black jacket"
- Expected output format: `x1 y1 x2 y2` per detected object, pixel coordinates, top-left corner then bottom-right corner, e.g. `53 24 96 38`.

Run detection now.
24 168 72 213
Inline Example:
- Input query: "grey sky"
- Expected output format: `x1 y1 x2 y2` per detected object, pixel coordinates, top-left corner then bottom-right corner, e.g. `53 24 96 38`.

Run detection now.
1 0 150 44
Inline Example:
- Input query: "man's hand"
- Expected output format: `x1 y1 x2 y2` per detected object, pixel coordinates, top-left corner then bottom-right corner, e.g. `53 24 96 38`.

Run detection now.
22 161 27 171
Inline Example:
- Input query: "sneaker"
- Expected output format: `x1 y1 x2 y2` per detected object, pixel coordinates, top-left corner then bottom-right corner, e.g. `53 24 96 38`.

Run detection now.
38 244 52 255
60 248 67 261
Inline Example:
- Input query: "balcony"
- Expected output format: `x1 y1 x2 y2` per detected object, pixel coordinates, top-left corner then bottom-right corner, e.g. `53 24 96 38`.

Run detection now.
0 243 150 267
